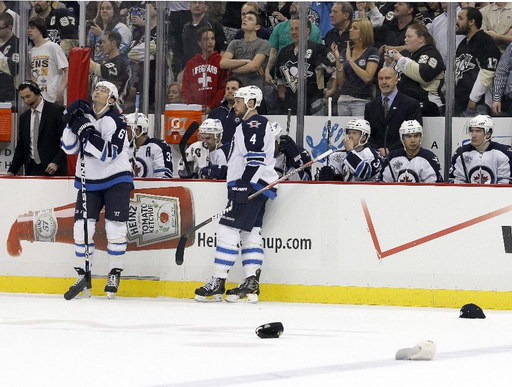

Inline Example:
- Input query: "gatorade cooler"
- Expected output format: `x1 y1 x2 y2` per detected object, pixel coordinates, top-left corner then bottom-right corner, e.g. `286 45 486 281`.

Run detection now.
0 102 12 142
164 104 203 144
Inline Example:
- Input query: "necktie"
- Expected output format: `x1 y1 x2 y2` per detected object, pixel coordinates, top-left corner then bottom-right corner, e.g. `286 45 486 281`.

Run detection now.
32 110 41 164
383 97 390 117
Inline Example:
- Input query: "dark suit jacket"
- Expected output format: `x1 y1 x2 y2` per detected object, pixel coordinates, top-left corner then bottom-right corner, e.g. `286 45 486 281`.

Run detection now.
364 91 423 152
9 100 68 176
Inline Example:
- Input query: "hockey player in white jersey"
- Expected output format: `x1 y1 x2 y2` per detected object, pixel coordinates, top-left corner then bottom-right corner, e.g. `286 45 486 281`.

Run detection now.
61 81 133 299
195 85 278 303
125 112 173 178
317 119 382 181
449 115 512 184
177 118 228 179
380 120 443 183
271 122 312 181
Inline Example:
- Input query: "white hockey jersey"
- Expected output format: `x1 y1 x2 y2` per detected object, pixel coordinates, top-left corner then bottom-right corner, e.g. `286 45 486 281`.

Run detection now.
449 141 512 184
177 141 228 179
227 114 279 198
61 109 133 191
132 138 173 178
380 148 443 183
322 146 382 182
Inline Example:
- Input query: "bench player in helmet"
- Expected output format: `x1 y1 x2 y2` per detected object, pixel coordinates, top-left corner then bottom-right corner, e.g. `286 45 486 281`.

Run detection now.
195 85 278 303
317 118 382 181
125 112 173 178
178 118 228 179
270 122 312 181
61 81 133 299
380 120 443 183
449 115 512 184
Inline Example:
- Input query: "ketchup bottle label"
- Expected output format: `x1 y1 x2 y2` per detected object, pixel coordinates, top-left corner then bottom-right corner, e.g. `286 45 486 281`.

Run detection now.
127 193 181 246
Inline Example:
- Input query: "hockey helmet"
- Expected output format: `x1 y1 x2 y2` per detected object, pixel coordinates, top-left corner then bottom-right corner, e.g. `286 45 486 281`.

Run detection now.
199 118 223 136
345 119 371 146
125 112 149 138
94 81 119 103
234 85 263 108
270 122 284 140
399 120 423 136
467 114 493 135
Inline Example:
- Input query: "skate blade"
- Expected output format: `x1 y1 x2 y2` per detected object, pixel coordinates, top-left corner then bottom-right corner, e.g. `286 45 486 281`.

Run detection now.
83 288 91 298
194 294 223 302
106 292 116 299
225 293 259 303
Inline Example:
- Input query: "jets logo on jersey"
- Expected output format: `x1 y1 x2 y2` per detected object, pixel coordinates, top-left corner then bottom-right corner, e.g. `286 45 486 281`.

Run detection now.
248 120 261 128
455 53 476 83
468 166 494 184
397 169 420 183
392 159 404 171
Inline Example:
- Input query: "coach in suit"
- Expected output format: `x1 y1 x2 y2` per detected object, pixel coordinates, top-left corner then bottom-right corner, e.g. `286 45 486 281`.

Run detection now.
364 67 422 156
6 81 67 176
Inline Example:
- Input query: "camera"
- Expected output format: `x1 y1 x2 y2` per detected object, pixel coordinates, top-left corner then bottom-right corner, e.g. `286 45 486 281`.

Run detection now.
386 49 397 57
86 19 96 28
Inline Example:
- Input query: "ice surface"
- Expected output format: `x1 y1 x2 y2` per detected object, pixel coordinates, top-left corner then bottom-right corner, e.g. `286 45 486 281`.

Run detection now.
0 294 510 386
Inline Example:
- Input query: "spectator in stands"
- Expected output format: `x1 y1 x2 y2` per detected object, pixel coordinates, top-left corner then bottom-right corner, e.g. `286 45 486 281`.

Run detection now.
311 2 336 38
324 2 353 51
449 114 512 184
31 1 78 54
233 2 272 41
167 82 183 104
28 17 68 105
182 27 229 114
0 12 18 103
354 2 384 27
325 18 379 116
364 67 422 156
266 2 292 29
454 7 501 116
481 2 512 53
180 1 227 73
427 3 464 65
6 81 67 176
275 17 335 116
265 2 322 86
385 23 445 116
220 11 270 110
168 1 191 80
89 31 130 107
0 1 18 35
127 1 157 109
491 42 512 116
87 1 132 63
375 2 417 52
208 77 242 144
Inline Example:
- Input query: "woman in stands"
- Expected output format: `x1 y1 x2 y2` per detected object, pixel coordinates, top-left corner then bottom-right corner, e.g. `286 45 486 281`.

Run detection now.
325 18 379 116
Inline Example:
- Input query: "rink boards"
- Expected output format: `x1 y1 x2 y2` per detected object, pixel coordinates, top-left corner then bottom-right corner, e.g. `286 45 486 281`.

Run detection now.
0 177 512 309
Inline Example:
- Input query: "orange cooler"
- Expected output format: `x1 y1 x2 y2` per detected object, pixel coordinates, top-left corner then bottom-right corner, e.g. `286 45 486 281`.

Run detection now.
164 103 203 144
0 102 12 142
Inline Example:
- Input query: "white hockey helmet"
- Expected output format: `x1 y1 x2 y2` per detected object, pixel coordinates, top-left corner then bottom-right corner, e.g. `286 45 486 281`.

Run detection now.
234 85 263 109
125 112 149 138
94 81 119 102
270 122 284 140
467 114 494 135
199 118 223 145
399 120 423 136
345 119 371 146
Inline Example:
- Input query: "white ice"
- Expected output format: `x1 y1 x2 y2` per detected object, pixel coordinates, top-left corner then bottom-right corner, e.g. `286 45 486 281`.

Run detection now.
0 294 510 386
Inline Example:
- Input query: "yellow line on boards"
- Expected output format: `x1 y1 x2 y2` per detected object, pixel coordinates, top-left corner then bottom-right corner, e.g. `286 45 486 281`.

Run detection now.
0 276 511 310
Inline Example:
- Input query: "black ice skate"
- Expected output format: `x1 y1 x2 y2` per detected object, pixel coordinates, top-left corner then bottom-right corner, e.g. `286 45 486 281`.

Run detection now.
64 267 92 300
105 268 123 299
194 276 226 302
225 269 261 303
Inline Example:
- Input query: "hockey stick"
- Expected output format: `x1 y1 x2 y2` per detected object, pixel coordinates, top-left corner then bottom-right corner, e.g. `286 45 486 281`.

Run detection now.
179 121 200 177
131 92 140 172
286 108 291 135
175 149 334 265
326 97 332 166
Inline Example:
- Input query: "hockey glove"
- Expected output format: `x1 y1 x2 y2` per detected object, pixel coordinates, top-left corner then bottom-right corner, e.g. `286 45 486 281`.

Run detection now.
70 116 95 142
279 135 302 168
63 99 92 125
228 179 253 204
317 165 338 181
201 165 227 180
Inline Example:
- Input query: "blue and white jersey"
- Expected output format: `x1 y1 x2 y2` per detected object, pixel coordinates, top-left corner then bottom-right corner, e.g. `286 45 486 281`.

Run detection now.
381 148 443 183
275 147 312 181
132 138 173 178
226 114 279 198
324 146 382 182
177 141 228 179
449 141 512 184
61 108 133 191
209 143 229 167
